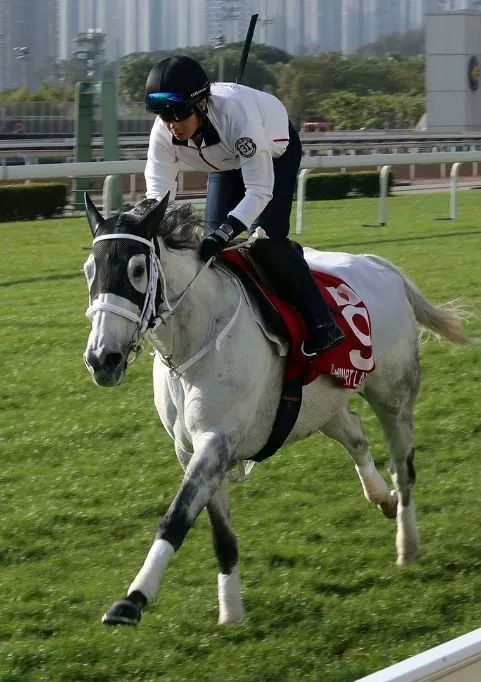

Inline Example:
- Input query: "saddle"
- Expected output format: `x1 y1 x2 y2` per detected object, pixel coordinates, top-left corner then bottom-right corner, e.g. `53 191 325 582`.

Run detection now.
218 245 375 464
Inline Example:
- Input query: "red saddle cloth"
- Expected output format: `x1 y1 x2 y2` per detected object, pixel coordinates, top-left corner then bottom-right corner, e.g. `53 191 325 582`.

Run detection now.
220 249 375 389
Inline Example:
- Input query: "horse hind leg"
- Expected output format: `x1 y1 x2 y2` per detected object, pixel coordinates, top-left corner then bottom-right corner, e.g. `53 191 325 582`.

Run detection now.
321 408 397 518
207 481 244 624
364 386 420 566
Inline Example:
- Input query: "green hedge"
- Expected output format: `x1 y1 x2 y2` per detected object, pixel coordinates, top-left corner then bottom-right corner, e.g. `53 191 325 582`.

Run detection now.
352 170 394 197
304 170 394 200
0 183 68 222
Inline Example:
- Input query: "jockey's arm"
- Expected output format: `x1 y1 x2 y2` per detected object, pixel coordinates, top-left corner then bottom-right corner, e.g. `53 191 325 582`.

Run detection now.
198 146 274 262
145 118 178 201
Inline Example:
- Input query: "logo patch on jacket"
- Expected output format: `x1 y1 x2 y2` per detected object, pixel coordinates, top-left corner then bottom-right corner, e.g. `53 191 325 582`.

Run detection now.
235 137 257 158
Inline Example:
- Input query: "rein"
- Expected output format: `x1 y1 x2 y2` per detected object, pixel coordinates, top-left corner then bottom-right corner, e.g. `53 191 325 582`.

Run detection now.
85 233 242 373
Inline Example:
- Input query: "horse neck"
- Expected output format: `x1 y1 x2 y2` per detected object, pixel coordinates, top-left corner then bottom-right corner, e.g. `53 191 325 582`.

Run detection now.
151 246 239 361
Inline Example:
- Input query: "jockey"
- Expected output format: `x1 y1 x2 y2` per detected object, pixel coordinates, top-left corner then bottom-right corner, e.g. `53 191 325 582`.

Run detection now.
144 55 345 355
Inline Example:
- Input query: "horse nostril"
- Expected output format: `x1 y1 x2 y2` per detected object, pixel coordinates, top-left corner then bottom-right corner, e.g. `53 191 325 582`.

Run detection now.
85 349 124 373
104 352 123 371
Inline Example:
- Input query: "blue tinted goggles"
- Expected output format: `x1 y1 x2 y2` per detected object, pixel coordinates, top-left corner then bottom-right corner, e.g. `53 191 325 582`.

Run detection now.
145 92 195 122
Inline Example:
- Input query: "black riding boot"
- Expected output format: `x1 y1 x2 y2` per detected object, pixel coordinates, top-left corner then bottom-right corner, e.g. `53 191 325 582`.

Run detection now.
250 239 345 356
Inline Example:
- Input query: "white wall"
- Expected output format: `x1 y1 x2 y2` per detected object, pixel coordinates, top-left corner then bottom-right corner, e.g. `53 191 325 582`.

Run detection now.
426 11 481 131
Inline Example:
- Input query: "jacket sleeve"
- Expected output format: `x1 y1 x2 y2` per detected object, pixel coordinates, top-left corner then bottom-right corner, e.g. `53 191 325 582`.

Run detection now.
225 102 275 230
145 119 179 201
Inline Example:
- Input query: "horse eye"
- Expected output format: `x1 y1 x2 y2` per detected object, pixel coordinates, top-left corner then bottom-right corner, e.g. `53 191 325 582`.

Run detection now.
133 265 145 278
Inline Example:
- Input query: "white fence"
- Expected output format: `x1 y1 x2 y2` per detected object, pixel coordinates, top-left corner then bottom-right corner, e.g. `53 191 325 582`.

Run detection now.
356 627 481 682
3 150 481 231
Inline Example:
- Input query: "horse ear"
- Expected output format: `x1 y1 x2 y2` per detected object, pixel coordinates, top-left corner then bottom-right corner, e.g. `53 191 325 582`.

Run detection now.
141 192 170 240
85 193 105 236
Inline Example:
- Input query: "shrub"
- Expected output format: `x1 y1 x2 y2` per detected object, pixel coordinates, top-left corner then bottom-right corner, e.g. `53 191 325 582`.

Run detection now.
0 183 68 222
351 170 394 197
304 170 394 200
305 173 353 200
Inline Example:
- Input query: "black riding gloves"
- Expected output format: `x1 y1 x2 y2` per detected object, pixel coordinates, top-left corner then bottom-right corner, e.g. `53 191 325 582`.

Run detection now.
199 215 246 262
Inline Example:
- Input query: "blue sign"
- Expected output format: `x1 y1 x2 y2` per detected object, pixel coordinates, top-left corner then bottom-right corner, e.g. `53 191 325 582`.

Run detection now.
468 56 480 91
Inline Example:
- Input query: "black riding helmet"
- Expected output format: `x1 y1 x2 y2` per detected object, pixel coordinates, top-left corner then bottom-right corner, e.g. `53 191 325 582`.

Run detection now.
145 56 210 121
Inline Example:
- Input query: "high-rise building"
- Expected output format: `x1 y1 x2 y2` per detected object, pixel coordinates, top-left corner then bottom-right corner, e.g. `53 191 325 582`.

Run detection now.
204 0 258 45
0 0 57 90
342 0 369 54
176 0 206 48
316 0 343 54
149 0 178 52
124 0 151 54
4 0 480 94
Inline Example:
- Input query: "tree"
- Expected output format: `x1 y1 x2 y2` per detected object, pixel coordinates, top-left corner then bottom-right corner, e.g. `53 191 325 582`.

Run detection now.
356 29 425 58
118 53 161 102
317 90 425 130
118 46 278 102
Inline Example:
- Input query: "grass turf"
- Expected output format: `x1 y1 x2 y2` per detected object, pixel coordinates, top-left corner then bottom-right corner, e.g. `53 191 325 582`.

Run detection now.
1 192 481 681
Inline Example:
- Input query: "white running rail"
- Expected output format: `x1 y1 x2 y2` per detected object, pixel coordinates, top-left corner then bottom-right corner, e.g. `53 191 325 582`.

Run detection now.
2 151 481 228
356 627 481 682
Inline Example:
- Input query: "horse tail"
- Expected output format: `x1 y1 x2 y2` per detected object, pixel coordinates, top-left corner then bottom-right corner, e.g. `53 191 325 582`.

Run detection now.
365 254 470 345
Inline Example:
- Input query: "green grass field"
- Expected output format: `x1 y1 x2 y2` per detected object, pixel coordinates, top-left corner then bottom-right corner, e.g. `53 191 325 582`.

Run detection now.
1 193 481 682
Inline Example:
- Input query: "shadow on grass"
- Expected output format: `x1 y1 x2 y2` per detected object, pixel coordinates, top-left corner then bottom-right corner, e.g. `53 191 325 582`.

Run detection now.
0 272 81 288
318 227 481 251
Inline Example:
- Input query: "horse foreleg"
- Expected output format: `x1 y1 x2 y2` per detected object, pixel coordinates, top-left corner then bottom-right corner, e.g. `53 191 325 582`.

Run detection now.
321 408 397 517
207 481 244 624
102 433 233 626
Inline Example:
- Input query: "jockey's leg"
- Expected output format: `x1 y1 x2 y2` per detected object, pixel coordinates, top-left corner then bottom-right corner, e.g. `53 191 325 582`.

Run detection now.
102 432 234 625
204 169 244 236
250 238 345 354
254 121 344 356
206 481 244 624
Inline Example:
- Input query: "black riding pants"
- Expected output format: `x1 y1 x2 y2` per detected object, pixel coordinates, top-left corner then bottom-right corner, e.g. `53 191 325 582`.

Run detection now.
204 121 334 330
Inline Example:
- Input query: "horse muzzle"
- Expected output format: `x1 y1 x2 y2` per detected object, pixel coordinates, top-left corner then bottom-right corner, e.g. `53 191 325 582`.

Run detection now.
84 347 127 387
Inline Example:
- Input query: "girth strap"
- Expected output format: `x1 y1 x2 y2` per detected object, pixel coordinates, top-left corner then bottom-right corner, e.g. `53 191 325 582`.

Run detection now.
248 372 305 463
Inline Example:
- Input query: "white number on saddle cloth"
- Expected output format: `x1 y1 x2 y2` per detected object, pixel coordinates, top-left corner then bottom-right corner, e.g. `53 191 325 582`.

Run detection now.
325 283 374 372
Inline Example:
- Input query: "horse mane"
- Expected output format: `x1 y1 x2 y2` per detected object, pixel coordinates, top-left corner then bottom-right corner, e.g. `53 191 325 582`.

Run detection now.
117 201 203 250
159 204 203 250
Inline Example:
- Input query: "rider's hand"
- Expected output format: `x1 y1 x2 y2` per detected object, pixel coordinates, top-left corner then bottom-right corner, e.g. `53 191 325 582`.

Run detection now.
199 216 246 263
199 225 232 262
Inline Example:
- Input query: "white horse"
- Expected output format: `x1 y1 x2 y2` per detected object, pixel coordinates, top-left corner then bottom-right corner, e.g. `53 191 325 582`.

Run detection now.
83 194 468 627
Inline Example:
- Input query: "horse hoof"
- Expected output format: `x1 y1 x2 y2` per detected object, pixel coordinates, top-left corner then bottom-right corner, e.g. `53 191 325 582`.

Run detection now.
102 599 142 626
378 490 398 519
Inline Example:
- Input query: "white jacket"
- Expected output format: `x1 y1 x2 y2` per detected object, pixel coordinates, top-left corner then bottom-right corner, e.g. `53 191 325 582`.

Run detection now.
145 82 290 229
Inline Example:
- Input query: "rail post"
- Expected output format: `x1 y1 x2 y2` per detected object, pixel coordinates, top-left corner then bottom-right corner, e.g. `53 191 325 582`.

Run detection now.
379 165 392 226
450 162 461 220
296 168 312 234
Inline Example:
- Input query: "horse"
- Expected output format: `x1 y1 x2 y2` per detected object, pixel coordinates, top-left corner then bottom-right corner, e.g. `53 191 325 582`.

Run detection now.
83 194 468 627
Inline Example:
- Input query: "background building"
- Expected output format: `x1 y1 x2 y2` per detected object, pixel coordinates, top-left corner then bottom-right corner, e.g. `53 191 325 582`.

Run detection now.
426 9 481 130
0 0 57 90
3 0 481 91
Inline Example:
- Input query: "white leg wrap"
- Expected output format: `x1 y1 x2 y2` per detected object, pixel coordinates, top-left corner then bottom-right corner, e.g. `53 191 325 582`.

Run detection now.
396 502 419 565
128 538 174 603
355 457 390 504
217 567 244 624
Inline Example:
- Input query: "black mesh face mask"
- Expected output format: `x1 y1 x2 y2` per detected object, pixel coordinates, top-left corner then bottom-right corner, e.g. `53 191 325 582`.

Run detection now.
87 237 152 310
